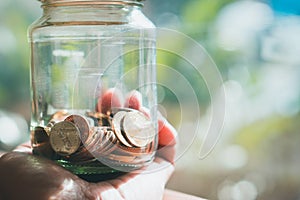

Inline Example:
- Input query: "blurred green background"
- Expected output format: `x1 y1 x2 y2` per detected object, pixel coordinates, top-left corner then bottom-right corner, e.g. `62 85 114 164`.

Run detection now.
1 0 300 199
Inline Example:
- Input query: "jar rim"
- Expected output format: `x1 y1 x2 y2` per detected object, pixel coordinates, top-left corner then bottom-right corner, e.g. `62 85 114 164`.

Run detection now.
39 0 144 7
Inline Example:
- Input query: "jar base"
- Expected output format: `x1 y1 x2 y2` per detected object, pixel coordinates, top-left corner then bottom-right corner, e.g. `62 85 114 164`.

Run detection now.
56 159 139 182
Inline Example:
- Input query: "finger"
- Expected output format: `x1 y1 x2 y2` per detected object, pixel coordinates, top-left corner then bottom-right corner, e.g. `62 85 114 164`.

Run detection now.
13 141 32 154
124 90 142 110
158 119 177 147
88 182 125 200
105 158 174 200
139 106 151 119
163 189 205 200
124 91 151 119
156 144 176 164
156 117 178 163
122 159 174 200
103 89 178 163
0 151 6 158
137 106 177 162
124 90 178 146
97 88 123 114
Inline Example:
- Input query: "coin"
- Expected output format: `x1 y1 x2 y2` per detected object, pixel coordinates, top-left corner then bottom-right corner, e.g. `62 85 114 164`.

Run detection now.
85 127 117 158
49 121 81 156
65 114 90 143
84 127 106 154
67 145 94 162
44 120 56 135
31 126 57 159
85 116 97 127
50 110 69 121
111 107 136 116
112 111 133 147
106 153 136 163
84 126 107 150
122 111 155 147
100 130 117 155
115 140 153 155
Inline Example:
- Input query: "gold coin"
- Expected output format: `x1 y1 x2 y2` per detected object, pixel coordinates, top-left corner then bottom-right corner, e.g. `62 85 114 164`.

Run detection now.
115 140 153 155
49 121 81 156
67 145 94 162
65 114 90 143
112 111 133 147
106 153 136 163
86 127 117 158
122 111 155 147
100 130 117 155
84 126 107 150
84 127 106 154
50 110 69 121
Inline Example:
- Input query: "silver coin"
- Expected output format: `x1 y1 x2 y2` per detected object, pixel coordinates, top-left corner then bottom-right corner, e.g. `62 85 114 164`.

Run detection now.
122 111 155 147
112 111 132 147
64 114 90 143
49 121 81 156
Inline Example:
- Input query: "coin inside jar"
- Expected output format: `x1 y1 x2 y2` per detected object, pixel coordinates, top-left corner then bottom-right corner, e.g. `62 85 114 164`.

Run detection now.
112 111 133 147
44 120 56 135
111 107 136 115
49 121 81 156
84 127 115 156
122 111 155 147
65 114 90 143
50 110 69 121
31 126 57 159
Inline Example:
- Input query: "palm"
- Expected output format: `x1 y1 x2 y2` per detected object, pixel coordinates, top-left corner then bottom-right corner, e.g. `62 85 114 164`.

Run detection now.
0 149 173 200
0 90 176 200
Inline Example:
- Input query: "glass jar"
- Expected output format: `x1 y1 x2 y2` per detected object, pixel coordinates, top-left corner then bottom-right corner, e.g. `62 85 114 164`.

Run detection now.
28 0 157 181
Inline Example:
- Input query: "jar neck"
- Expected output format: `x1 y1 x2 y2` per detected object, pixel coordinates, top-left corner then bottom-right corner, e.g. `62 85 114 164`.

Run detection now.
40 1 143 25
40 0 144 7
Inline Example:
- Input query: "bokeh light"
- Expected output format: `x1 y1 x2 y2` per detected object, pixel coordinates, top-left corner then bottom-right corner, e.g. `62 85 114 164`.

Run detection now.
1 0 300 199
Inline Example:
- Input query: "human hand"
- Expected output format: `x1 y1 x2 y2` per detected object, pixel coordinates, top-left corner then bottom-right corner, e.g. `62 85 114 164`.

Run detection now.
0 89 177 200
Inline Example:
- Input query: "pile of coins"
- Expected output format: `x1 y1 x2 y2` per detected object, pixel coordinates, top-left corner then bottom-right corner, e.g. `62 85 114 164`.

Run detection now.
31 108 156 167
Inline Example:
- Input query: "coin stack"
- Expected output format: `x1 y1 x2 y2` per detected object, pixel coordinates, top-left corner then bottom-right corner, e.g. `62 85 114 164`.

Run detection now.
31 108 156 168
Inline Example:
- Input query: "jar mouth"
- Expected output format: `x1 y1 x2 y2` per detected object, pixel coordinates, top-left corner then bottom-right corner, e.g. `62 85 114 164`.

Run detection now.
39 0 144 7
